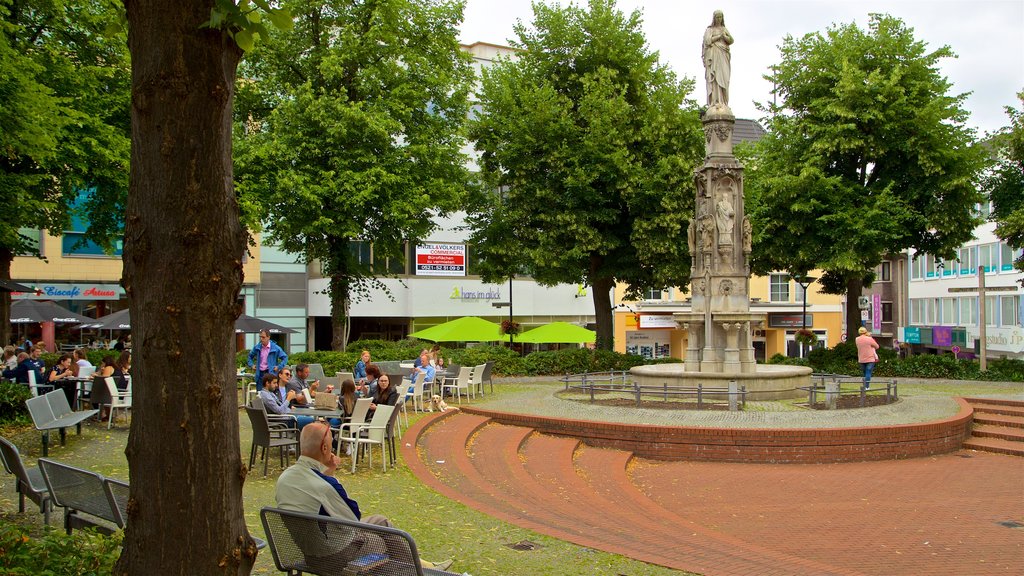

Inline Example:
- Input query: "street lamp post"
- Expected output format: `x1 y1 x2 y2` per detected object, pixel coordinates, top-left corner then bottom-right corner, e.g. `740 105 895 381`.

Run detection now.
491 277 514 347
796 274 817 357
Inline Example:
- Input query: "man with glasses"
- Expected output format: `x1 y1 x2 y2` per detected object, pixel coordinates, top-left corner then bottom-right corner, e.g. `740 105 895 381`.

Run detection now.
246 329 288 391
275 422 454 572
259 374 314 430
285 363 320 407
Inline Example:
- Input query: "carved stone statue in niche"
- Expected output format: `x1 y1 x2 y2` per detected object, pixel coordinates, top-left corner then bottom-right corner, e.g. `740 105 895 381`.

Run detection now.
699 213 714 252
715 187 735 244
742 216 752 253
687 219 695 254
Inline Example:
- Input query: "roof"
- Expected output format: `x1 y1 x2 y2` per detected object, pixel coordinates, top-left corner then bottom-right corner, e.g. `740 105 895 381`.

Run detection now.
733 119 766 144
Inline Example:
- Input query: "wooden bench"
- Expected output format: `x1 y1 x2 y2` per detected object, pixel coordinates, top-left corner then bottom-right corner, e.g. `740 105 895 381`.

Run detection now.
260 506 459 576
25 390 99 456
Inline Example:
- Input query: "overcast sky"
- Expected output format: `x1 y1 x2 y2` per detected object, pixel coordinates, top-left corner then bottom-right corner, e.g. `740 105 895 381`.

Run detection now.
459 0 1024 136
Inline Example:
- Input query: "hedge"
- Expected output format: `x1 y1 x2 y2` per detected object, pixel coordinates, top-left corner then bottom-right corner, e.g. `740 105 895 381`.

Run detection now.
769 341 1023 382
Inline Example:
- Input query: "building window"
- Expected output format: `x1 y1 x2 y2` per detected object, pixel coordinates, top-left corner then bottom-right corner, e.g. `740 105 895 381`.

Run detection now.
1000 242 1021 272
17 228 42 256
881 302 893 322
769 274 790 302
978 244 997 273
958 246 976 275
910 254 923 280
645 288 669 301
349 241 371 266
985 296 997 326
959 297 977 326
878 261 891 282
1000 295 1021 327
257 272 306 309
940 298 956 325
909 299 925 325
976 199 991 219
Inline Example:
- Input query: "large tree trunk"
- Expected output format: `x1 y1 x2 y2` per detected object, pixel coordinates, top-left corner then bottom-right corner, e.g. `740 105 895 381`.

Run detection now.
845 275 864 339
591 275 615 351
329 274 350 352
0 248 12 347
117 2 254 574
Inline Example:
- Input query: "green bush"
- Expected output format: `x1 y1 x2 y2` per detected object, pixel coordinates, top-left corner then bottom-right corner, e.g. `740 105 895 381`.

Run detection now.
0 521 122 575
777 342 1024 382
0 380 31 424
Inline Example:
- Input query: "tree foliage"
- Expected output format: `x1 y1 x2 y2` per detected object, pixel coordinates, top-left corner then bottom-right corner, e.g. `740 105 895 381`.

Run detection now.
466 0 703 349
0 0 130 342
746 14 987 333
984 91 1024 276
234 0 473 350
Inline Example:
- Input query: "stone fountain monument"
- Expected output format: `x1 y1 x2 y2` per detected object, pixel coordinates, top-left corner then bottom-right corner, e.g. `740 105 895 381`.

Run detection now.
631 10 810 400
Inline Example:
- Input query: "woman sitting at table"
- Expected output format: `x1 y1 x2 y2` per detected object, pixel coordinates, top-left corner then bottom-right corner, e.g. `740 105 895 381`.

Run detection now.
368 374 398 414
113 351 131 391
339 379 358 418
358 364 381 398
47 354 75 383
72 348 94 377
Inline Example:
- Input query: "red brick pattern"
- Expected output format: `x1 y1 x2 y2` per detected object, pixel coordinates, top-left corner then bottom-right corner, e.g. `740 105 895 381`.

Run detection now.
460 399 973 463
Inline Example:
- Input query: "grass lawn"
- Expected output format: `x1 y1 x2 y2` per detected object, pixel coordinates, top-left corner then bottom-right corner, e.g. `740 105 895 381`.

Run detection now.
0 384 694 576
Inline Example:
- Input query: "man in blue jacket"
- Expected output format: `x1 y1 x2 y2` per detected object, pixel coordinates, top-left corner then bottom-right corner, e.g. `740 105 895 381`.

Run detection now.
247 329 288 391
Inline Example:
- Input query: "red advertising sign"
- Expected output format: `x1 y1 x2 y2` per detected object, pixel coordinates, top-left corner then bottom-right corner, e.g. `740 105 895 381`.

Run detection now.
415 244 466 276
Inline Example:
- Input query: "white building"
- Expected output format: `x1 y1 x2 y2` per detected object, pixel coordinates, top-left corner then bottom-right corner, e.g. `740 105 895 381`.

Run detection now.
905 212 1023 358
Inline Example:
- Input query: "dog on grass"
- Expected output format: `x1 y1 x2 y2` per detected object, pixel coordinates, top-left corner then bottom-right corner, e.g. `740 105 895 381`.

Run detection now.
427 394 450 413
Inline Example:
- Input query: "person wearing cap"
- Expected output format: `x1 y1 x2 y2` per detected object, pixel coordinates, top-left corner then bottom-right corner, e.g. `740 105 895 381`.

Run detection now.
855 326 880 389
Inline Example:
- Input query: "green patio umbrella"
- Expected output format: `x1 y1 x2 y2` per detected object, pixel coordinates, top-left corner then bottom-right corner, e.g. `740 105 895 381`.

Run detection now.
516 321 596 344
408 316 505 342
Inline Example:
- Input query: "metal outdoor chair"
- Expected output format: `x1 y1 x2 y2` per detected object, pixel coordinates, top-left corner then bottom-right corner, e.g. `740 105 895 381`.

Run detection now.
260 506 459 576
38 458 121 535
0 436 52 525
104 477 130 528
245 406 298 477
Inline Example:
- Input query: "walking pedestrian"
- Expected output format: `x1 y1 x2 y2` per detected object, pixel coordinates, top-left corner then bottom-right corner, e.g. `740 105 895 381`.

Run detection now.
855 327 879 389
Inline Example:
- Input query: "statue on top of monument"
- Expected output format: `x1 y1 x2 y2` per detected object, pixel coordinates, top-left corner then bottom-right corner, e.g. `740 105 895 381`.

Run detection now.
702 10 733 109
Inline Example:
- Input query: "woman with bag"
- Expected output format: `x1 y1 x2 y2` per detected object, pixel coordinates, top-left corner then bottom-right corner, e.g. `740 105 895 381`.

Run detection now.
855 327 880 389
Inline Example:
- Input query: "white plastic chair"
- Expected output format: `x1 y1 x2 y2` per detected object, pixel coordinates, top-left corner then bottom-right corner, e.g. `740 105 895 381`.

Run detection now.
338 405 394 473
468 364 486 399
103 377 131 429
333 398 372 458
441 367 472 404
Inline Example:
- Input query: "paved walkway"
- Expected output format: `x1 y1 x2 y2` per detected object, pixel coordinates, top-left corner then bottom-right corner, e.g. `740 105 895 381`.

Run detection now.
404 381 1024 575
476 379 1024 428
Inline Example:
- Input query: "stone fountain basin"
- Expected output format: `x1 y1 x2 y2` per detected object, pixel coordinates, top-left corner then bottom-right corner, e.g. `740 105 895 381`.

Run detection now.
630 363 812 401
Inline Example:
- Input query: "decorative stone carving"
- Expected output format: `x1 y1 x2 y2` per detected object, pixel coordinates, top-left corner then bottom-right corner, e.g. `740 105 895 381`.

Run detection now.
720 279 734 295
742 216 752 253
702 10 733 109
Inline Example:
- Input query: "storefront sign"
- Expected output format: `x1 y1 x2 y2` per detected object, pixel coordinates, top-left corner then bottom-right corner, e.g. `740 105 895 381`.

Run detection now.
768 313 813 328
415 244 466 276
638 314 677 329
625 330 671 359
932 326 952 347
872 294 882 331
900 326 921 344
965 326 1024 354
449 286 501 300
11 283 122 301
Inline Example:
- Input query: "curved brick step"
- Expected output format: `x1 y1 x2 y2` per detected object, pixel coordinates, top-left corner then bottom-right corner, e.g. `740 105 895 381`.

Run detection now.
574 446 861 576
968 403 1024 418
962 436 1024 456
963 397 1024 408
467 421 694 568
970 424 1024 442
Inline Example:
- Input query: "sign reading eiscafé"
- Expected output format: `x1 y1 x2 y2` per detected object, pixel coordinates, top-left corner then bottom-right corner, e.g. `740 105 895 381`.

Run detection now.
415 243 466 276
12 283 122 301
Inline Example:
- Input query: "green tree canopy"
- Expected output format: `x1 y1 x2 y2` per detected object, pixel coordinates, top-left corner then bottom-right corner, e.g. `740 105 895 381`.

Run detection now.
0 0 131 342
466 0 703 349
746 14 987 334
985 91 1024 276
234 0 473 350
